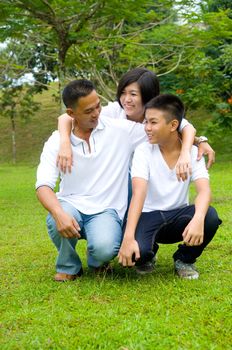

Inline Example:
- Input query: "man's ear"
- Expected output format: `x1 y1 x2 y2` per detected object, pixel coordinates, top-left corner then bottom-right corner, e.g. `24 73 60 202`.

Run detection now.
66 108 75 118
170 119 179 132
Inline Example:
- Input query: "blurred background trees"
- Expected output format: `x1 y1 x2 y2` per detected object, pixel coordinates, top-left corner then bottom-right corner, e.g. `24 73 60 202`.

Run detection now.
0 0 231 162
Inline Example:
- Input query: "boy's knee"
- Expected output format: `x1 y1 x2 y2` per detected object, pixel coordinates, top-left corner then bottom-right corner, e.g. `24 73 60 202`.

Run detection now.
205 206 222 231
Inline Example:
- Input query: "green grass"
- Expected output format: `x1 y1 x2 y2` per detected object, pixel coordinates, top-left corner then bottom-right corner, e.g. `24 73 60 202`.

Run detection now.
0 163 231 350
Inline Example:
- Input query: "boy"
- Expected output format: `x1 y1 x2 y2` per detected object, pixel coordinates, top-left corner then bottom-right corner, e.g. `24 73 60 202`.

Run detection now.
118 94 221 279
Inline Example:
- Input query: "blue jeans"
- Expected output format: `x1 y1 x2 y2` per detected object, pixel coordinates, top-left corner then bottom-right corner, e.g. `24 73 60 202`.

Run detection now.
46 201 123 275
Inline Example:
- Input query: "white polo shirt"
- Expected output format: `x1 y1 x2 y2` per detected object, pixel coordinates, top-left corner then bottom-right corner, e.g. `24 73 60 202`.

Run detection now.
131 142 209 212
36 116 146 219
101 101 190 131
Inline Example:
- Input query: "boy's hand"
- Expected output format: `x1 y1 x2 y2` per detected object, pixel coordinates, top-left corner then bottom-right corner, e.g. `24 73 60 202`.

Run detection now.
176 150 192 182
182 217 204 246
197 142 215 169
118 238 140 267
56 141 73 174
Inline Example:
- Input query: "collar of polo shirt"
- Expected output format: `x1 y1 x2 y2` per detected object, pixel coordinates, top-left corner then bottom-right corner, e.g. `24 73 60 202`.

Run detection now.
70 118 105 146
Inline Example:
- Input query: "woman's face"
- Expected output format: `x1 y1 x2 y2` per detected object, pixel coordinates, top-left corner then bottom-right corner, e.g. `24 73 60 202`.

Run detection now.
119 82 145 123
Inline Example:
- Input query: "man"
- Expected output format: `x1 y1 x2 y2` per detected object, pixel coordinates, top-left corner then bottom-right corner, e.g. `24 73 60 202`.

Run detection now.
36 79 146 281
118 94 221 279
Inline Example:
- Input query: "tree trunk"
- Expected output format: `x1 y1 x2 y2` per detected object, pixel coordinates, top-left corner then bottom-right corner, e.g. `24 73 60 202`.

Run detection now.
11 110 16 164
58 66 66 113
58 45 69 113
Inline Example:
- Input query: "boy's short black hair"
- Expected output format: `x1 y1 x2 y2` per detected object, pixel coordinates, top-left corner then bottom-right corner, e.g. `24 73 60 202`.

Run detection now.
145 94 185 126
116 68 160 106
62 79 95 108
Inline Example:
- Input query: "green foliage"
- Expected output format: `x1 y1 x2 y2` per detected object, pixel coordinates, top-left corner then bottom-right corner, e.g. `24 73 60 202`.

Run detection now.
0 84 39 121
0 0 232 130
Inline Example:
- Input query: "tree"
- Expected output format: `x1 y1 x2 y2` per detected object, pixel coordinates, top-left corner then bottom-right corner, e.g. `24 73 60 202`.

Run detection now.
0 0 156 106
0 43 40 163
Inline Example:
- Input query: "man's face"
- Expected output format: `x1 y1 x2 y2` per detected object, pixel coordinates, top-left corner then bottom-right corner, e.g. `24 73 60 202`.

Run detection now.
68 90 101 131
144 108 174 144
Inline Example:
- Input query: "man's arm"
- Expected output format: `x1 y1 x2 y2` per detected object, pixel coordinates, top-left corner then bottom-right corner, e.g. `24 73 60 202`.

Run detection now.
182 178 211 246
118 177 148 267
36 186 80 239
57 113 73 173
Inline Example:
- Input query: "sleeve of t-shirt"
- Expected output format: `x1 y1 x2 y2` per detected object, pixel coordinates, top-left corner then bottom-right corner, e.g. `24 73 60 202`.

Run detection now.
131 144 150 181
102 116 147 150
35 131 60 190
190 146 209 182
100 101 124 119
179 118 192 132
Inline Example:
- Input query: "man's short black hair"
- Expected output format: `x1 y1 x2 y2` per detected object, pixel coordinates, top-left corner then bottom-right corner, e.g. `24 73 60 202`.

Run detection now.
145 94 185 126
62 79 95 108
116 68 160 107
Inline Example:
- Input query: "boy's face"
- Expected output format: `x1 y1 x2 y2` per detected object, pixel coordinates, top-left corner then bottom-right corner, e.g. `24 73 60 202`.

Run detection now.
144 108 176 144
67 90 101 131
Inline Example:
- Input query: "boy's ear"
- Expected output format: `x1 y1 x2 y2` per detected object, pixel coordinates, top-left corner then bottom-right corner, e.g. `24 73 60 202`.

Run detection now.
66 108 75 118
170 119 179 132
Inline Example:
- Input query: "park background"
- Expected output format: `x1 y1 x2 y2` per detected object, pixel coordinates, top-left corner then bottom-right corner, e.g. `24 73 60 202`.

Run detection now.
0 0 231 349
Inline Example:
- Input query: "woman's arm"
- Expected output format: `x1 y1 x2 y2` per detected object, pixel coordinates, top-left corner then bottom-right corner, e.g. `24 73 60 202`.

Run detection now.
57 113 73 173
196 140 215 169
176 124 196 182
118 177 148 267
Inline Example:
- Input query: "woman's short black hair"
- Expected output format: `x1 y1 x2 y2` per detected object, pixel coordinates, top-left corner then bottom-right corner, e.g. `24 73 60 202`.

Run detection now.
145 94 185 126
62 79 95 108
116 68 160 107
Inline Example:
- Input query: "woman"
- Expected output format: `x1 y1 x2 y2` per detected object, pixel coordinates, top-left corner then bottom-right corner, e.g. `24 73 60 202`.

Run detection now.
57 68 215 179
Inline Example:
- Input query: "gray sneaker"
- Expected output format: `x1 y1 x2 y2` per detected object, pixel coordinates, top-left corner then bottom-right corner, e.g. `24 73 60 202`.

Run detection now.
135 256 156 275
174 259 199 280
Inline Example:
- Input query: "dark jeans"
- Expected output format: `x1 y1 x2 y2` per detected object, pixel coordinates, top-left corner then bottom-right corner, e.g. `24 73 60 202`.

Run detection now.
135 205 222 265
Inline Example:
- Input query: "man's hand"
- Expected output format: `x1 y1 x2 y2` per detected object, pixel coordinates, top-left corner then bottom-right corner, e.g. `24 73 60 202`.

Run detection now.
176 150 192 182
54 211 81 239
182 217 204 246
56 141 73 174
197 142 215 169
118 238 140 267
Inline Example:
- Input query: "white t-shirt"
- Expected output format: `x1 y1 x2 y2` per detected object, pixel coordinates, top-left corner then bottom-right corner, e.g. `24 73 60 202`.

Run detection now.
131 142 209 212
101 101 190 131
36 116 146 219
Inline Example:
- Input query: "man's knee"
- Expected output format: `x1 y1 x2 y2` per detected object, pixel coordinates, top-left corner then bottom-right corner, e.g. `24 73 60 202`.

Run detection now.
88 240 120 263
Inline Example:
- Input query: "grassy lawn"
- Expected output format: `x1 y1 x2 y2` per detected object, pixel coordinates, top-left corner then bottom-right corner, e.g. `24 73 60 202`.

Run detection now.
0 163 231 350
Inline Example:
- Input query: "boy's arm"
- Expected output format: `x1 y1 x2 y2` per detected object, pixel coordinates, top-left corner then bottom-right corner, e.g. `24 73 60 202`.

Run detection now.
36 186 81 239
182 178 211 246
118 177 148 267
176 124 195 182
57 113 73 173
